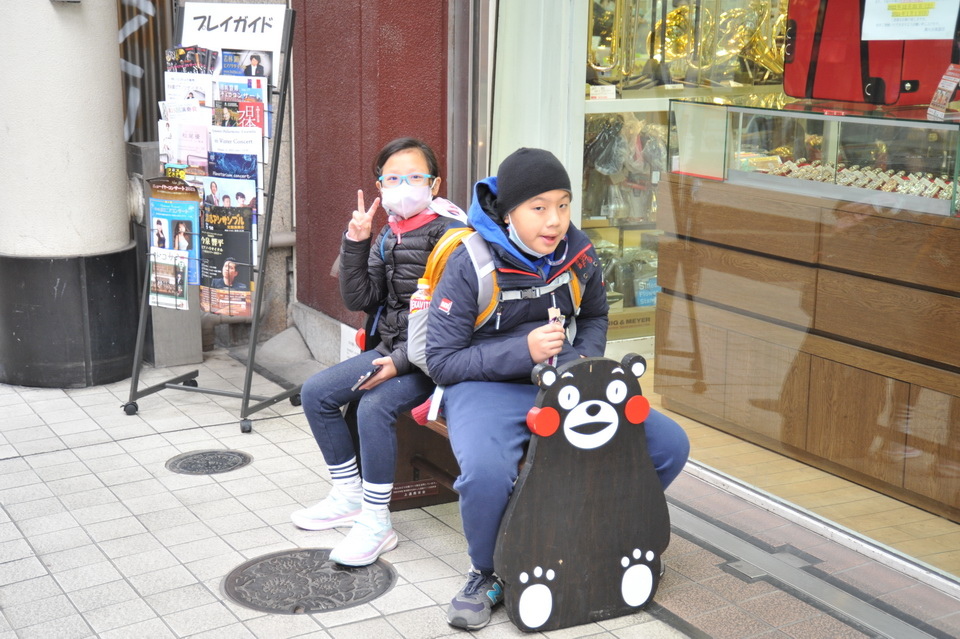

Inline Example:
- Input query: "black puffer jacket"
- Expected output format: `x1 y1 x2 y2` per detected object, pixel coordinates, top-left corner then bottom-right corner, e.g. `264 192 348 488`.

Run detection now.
339 215 459 375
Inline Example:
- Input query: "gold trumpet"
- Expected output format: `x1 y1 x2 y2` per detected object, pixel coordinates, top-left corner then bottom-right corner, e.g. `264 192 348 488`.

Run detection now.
588 0 621 73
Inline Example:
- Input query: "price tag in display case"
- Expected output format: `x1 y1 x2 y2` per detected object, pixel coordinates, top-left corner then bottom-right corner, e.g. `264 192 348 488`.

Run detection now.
928 64 960 121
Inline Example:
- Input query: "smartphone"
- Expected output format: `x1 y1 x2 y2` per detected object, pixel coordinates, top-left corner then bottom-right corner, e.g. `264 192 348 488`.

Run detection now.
351 364 383 391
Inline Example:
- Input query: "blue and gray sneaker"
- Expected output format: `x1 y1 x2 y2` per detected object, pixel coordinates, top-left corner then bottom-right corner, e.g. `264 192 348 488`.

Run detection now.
446 570 504 630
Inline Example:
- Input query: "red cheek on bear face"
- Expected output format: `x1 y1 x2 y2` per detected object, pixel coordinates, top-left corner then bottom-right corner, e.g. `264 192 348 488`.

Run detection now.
527 406 560 437
625 395 650 424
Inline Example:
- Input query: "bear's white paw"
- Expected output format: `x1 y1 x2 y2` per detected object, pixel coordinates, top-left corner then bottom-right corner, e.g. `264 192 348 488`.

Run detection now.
517 566 556 629
621 548 657 607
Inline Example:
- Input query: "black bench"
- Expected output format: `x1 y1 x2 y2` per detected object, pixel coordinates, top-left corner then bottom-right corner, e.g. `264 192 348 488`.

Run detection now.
391 412 462 508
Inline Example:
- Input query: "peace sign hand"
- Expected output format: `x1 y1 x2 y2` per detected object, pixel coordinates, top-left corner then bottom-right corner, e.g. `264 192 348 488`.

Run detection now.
346 190 381 242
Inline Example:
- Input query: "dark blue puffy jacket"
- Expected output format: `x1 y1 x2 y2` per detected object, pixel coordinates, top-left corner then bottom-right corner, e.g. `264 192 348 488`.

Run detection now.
425 176 609 386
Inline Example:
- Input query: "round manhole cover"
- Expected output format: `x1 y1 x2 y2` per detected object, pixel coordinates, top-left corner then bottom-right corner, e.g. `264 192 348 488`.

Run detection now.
165 450 252 475
222 548 397 614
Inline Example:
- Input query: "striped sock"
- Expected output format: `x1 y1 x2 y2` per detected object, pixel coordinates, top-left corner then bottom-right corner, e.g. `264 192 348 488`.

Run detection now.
362 480 393 512
328 458 361 500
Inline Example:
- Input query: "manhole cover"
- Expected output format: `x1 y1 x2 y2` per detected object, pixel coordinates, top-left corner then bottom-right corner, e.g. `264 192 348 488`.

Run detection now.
165 450 252 475
222 548 397 614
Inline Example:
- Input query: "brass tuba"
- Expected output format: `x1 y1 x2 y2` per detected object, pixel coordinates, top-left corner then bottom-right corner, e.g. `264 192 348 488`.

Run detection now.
660 0 786 84
593 0 785 88
647 5 695 62
588 0 645 79
711 4 765 70
741 0 787 78
646 5 714 82
713 0 785 79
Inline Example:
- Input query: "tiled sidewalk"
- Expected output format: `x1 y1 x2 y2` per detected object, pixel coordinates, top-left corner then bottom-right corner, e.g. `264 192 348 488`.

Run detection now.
1 350 958 638
662 470 960 639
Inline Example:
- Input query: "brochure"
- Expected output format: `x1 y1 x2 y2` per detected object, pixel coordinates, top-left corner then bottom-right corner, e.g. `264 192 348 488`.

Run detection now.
200 205 255 316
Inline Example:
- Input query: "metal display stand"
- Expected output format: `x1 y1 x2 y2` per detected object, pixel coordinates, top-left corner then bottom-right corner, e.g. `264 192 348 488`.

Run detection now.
124 7 299 433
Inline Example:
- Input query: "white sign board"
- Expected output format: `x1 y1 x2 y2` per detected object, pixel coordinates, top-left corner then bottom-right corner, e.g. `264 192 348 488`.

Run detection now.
179 2 287 83
862 0 960 40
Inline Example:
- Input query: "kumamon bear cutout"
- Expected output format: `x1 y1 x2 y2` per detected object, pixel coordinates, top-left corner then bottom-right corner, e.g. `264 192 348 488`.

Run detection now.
493 354 671 632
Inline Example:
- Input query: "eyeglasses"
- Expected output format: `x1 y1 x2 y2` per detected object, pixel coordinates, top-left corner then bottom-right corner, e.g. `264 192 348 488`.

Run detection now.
378 173 434 188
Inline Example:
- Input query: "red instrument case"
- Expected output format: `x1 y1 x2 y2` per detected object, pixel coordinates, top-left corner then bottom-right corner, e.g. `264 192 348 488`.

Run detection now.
783 0 960 106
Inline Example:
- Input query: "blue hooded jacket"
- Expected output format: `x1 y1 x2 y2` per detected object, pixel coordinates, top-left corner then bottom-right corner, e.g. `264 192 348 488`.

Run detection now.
424 177 609 385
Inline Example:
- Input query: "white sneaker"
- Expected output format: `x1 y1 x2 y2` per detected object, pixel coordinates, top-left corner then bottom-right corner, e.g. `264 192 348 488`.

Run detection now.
329 508 398 566
290 487 361 531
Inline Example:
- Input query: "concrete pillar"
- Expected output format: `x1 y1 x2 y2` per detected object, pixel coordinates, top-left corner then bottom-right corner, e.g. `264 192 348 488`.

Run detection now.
0 1 138 387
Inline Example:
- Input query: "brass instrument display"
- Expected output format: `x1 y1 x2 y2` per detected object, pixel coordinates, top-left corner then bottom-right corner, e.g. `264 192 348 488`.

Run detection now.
589 0 648 85
588 0 785 93
583 0 787 341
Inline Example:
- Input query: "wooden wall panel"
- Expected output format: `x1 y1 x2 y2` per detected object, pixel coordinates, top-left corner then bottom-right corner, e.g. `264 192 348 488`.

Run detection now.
904 386 960 509
654 304 728 421
657 280 960 400
807 358 908 486
815 271 960 368
655 174 960 518
657 175 820 262
655 175 686 236
724 333 810 449
658 239 816 327
820 208 960 295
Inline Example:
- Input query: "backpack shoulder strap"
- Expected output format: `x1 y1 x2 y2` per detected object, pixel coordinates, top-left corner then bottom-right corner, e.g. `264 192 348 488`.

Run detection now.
461 232 499 328
423 227 475 286
379 227 391 262
568 263 584 313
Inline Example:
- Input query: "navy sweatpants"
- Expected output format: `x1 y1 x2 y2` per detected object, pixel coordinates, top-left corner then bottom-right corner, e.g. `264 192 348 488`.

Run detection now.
301 349 435 485
443 380 690 574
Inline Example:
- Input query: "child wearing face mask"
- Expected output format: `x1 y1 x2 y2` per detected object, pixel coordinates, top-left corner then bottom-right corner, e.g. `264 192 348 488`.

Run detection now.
292 138 466 566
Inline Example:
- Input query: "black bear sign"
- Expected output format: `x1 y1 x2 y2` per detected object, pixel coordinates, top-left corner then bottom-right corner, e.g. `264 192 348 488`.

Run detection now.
494 354 671 632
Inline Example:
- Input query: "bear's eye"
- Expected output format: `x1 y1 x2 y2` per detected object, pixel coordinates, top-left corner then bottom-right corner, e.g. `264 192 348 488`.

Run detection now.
558 386 580 410
606 380 627 404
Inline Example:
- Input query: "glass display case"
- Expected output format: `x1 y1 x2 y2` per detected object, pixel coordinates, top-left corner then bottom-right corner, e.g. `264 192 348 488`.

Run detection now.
573 0 960 558
655 94 960 524
582 110 667 338
668 97 960 216
582 1 789 339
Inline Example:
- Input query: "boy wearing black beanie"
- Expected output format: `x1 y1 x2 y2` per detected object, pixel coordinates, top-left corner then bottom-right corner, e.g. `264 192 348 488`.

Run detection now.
426 148 690 631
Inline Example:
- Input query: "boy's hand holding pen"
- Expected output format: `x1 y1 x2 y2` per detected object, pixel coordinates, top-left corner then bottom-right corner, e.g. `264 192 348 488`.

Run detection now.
547 306 564 366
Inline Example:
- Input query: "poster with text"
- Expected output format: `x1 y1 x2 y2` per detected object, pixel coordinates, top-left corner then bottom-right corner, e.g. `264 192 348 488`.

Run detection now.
163 71 214 104
200 205 254 316
149 249 190 310
149 195 201 285
209 125 265 178
220 49 272 82
179 2 286 85
195 175 257 213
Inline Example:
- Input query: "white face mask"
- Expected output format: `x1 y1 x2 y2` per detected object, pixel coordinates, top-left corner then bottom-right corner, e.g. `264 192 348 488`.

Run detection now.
381 183 433 219
506 215 549 258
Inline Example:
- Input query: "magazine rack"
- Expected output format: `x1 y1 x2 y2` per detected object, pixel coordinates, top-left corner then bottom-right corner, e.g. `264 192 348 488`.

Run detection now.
124 7 298 433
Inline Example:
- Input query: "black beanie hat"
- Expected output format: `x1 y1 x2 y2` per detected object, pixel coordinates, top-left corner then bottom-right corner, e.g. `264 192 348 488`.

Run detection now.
494 148 572 218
